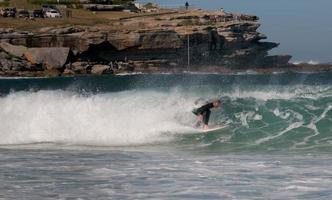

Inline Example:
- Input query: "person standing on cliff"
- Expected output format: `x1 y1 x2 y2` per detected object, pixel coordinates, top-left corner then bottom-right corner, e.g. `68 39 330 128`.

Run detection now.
192 100 221 129
185 1 189 10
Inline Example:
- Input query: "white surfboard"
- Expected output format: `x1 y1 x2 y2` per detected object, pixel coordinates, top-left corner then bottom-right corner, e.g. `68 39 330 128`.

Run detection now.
199 125 229 133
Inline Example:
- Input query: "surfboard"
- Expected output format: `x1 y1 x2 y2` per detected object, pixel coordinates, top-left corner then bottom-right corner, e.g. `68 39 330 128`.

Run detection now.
199 125 229 133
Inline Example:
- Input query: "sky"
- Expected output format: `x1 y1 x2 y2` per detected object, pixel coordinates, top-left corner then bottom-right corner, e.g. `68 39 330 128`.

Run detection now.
139 0 332 63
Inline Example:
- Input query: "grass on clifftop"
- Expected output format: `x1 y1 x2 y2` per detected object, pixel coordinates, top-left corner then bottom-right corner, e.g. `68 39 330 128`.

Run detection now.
0 11 137 32
0 0 177 32
0 0 138 31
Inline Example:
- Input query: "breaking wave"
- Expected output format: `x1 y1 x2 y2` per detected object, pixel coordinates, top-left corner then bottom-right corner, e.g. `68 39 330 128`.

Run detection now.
0 74 332 152
0 89 198 146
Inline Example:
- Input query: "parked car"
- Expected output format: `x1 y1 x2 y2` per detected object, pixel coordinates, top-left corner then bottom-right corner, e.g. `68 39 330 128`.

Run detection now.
0 7 16 17
45 9 61 18
33 9 44 18
18 10 30 18
41 5 59 13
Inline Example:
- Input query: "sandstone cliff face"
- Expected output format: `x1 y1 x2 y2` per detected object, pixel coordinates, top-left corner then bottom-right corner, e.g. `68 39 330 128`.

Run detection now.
0 9 293 76
24 47 70 70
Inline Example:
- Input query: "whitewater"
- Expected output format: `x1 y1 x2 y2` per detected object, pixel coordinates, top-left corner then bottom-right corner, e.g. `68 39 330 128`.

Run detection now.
1 73 332 199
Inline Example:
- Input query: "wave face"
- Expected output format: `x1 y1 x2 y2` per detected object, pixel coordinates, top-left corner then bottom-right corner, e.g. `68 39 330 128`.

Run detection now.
1 73 332 152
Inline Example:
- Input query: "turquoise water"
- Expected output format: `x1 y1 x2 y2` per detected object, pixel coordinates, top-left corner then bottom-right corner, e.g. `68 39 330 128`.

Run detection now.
139 0 332 63
1 73 332 199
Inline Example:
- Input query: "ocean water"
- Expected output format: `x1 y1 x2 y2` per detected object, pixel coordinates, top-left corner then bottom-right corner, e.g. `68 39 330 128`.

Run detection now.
139 0 332 63
1 73 332 199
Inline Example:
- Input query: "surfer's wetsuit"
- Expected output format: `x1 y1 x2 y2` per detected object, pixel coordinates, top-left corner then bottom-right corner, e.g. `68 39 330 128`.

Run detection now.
192 103 214 126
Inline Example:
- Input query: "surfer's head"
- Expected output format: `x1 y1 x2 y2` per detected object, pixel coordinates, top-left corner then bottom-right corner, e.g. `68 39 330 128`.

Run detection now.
213 100 221 108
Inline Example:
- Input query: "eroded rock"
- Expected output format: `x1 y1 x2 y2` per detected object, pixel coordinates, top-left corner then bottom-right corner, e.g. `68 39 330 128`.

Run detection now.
0 42 27 57
24 47 70 70
68 61 91 74
0 49 27 72
91 64 112 75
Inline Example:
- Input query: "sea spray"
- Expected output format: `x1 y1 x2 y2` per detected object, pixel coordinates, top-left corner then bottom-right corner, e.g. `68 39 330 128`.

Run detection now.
0 89 198 146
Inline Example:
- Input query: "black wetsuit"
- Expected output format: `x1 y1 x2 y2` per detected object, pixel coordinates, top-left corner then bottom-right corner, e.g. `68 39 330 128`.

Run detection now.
192 103 214 125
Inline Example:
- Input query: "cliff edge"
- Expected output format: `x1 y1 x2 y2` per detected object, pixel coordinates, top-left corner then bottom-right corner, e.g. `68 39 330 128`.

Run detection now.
0 8 303 76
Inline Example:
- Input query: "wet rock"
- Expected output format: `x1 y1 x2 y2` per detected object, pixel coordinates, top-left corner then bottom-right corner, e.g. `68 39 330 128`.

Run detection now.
262 55 292 67
62 68 76 76
43 69 62 77
91 64 112 75
68 61 91 74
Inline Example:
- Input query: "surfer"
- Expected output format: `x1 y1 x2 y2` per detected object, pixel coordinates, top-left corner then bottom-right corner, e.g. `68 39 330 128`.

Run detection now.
192 100 221 129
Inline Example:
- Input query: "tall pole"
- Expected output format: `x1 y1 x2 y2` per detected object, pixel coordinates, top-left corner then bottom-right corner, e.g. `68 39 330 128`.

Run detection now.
187 32 190 71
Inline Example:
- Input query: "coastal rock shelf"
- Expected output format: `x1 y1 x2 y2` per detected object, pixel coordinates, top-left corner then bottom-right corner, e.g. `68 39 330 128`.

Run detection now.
0 9 323 76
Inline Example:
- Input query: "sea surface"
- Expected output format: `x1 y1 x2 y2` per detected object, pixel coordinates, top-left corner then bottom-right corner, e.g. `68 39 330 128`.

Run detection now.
139 0 332 63
1 73 332 199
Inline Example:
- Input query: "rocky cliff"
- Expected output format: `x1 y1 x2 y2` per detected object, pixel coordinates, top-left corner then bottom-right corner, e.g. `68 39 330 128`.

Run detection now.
0 9 295 76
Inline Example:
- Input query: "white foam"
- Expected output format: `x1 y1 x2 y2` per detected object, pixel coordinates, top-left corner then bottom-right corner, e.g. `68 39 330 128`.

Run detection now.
296 104 332 147
291 60 320 65
115 72 144 76
308 60 320 65
291 61 302 65
235 111 256 128
256 121 304 144
0 90 197 146
225 88 297 101
253 114 263 121
225 85 332 101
